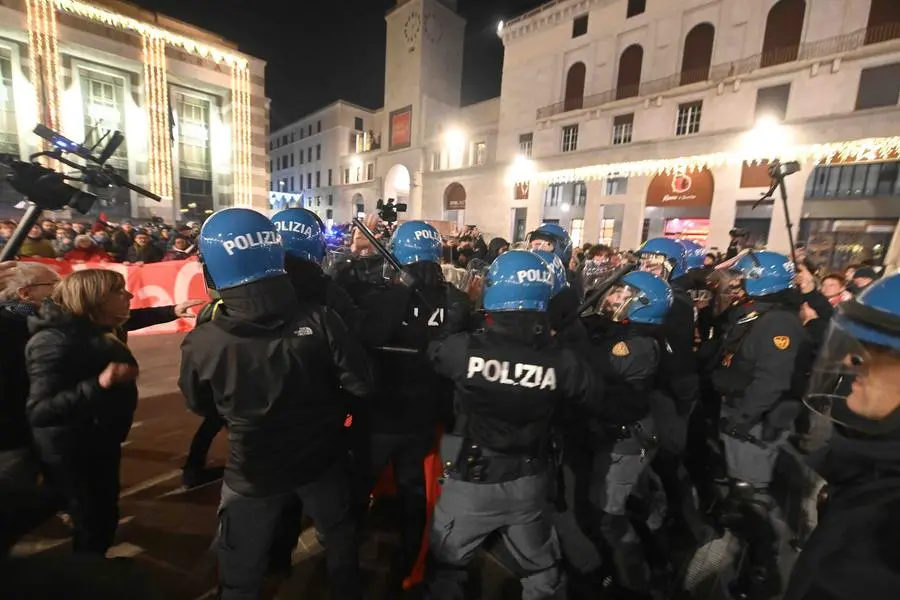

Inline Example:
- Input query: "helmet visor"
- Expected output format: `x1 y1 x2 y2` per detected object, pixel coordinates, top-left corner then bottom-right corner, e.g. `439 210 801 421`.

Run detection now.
804 320 900 435
597 283 646 323
321 249 352 277
638 253 672 279
529 238 555 253
581 260 619 293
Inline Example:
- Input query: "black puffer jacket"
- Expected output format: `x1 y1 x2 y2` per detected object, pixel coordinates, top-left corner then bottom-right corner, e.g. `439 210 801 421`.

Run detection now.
0 304 36 452
178 276 375 496
26 302 139 467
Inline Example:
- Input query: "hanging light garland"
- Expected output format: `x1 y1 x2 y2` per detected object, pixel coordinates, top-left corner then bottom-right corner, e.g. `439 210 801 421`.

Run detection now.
230 63 252 207
26 0 60 135
536 137 900 184
142 34 173 199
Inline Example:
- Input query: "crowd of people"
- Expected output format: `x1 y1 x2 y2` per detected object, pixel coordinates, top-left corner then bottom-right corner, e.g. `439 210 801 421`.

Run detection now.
0 206 898 600
0 217 200 263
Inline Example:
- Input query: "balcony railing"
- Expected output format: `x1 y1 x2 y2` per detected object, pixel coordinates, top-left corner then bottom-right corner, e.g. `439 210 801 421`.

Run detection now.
536 22 900 120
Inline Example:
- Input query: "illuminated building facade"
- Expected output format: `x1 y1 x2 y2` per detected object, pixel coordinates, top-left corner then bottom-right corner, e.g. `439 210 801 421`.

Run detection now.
0 0 268 222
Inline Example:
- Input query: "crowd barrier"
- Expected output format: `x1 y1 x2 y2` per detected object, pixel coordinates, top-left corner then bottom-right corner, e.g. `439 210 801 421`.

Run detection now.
24 257 208 335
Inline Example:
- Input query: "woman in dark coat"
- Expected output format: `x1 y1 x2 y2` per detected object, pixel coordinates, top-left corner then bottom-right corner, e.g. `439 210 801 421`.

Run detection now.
25 269 140 555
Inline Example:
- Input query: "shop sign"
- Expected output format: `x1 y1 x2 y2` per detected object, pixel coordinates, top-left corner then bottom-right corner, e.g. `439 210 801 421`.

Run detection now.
646 168 714 207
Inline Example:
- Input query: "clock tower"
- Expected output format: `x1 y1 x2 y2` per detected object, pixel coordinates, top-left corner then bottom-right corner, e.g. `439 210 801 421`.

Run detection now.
379 0 465 217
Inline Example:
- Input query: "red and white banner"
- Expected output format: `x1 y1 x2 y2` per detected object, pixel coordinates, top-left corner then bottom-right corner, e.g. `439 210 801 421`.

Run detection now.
24 258 209 335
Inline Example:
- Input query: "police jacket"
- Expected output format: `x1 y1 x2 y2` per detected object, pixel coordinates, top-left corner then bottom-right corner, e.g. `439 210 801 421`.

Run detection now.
178 276 374 496
583 317 659 426
286 256 394 347
783 428 900 600
428 312 595 455
660 283 698 381
361 266 473 433
0 305 35 452
711 295 807 425
26 302 139 467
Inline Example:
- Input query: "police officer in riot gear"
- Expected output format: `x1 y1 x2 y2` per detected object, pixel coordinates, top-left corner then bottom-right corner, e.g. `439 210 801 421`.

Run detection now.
361 220 472 593
528 224 580 296
179 208 374 600
532 249 587 345
425 250 594 600
712 250 807 600
580 270 672 600
784 273 900 600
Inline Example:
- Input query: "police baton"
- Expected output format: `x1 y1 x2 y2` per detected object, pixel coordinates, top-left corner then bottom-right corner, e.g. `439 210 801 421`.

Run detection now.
372 346 420 355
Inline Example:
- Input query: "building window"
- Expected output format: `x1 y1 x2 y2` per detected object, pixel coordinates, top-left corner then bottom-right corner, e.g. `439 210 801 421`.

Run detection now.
680 23 715 86
519 133 533 157
866 0 900 45
544 184 563 207
616 45 644 100
299 150 304 164
315 171 321 187
807 162 900 198
281 156 288 169
356 166 362 182
281 134 288 145
299 128 305 139
175 92 212 215
307 147 312 162
327 169 333 186
432 152 442 170
474 142 487 165
572 15 588 38
300 175 304 190
564 62 586 112
326 209 333 220
761 0 805 68
81 71 127 169
344 168 350 184
612 114 634 145
676 101 702 136
308 124 312 136
317 120 321 133
570 219 585 248
316 144 321 161
354 116 364 130
290 153 295 167
627 0 646 18
605 177 628 195
307 173 312 188
756 84 792 121
855 63 900 110
574 182 587 206
328 194 333 206
366 163 374 180
599 218 617 246
289 176 294 192
561 124 579 152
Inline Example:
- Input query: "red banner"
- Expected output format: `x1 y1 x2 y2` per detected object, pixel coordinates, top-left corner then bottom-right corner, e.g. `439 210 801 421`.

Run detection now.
24 258 209 335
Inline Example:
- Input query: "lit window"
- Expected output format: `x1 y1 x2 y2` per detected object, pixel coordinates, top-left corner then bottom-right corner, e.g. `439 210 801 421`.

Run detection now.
519 133 533 157
676 101 702 136
474 142 487 165
612 114 634 145
605 177 628 195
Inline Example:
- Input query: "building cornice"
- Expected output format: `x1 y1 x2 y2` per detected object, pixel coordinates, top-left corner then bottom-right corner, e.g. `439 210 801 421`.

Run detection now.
500 0 615 44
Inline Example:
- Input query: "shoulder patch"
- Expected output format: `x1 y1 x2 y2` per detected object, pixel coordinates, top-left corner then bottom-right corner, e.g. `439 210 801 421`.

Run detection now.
773 336 791 350
612 341 630 357
294 326 314 337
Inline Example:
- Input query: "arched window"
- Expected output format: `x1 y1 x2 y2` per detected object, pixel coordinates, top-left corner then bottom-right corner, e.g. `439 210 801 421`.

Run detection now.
616 44 643 100
866 0 900 45
564 62 586 112
680 23 715 86
761 0 806 68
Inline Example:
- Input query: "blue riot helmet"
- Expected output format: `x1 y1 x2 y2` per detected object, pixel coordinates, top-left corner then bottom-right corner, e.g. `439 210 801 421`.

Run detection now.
198 208 286 290
636 237 688 281
805 274 900 435
597 270 673 325
529 223 573 265
733 250 794 297
389 221 443 266
483 250 554 312
678 239 706 271
531 249 569 298
271 208 326 263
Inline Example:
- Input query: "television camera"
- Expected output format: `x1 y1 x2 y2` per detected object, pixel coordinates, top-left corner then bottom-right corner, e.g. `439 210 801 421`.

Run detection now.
376 197 406 224
0 124 160 260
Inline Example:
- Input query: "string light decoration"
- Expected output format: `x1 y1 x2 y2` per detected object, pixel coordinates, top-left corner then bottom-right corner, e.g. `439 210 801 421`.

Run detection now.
26 0 60 134
537 137 900 184
52 0 248 68
142 34 173 199
230 63 252 207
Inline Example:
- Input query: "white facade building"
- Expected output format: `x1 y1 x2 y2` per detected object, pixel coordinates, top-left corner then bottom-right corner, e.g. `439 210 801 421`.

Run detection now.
0 0 269 223
271 0 900 270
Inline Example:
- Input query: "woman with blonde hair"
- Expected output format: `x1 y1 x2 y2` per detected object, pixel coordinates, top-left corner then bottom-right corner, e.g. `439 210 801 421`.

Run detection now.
25 269 139 555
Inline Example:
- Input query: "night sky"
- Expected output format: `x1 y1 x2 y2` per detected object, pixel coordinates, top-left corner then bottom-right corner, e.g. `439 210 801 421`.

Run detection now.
132 0 548 129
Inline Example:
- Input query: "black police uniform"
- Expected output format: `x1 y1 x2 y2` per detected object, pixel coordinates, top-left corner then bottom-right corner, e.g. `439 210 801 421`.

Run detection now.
711 297 807 597
783 428 900 600
179 275 374 600
580 317 665 597
425 312 594 600
358 262 472 587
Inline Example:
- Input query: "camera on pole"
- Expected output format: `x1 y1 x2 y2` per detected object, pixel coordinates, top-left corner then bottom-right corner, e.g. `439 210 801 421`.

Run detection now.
0 124 161 261
376 197 406 224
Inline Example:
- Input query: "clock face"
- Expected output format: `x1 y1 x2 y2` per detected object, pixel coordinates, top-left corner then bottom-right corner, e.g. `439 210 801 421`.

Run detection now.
404 11 422 46
424 12 443 43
